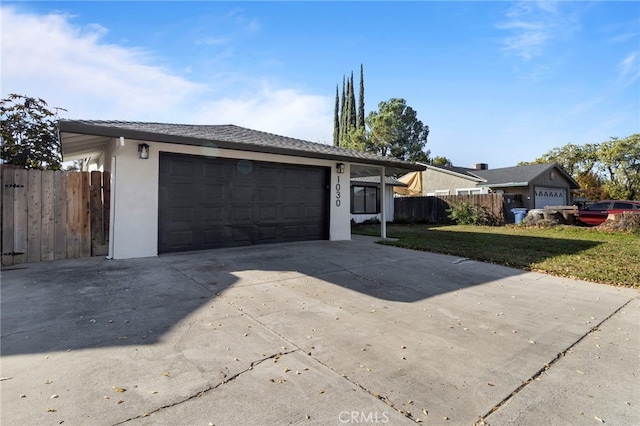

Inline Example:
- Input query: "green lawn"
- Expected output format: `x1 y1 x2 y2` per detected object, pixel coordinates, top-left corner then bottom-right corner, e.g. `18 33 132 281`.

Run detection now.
352 224 640 287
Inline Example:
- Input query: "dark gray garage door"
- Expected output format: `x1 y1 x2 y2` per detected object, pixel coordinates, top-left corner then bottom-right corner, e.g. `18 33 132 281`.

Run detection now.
158 153 329 253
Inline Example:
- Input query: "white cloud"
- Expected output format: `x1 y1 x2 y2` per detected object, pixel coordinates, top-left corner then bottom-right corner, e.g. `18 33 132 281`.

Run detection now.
0 6 333 143
618 51 640 86
497 0 578 61
192 84 332 144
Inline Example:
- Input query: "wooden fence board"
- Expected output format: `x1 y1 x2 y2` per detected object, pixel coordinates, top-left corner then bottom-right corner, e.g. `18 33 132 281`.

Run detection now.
394 194 508 225
27 169 43 263
79 172 91 257
1 167 16 266
54 171 68 260
66 171 81 259
41 170 55 261
13 169 28 265
0 167 112 265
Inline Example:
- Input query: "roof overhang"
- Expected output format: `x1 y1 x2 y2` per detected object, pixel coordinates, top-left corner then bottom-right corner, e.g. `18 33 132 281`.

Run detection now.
59 120 425 177
478 182 529 188
59 132 111 162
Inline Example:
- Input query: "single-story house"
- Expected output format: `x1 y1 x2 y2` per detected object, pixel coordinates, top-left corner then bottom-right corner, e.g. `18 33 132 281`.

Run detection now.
59 120 425 259
395 162 579 209
350 176 407 224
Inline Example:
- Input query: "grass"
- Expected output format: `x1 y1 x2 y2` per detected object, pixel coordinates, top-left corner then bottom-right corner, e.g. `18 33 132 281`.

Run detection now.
352 223 640 287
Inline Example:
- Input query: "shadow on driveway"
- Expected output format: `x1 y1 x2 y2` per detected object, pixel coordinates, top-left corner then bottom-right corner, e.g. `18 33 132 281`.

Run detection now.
3 238 528 356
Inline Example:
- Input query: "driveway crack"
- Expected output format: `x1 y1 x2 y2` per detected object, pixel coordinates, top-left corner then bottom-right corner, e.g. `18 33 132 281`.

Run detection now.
476 296 637 425
112 350 297 425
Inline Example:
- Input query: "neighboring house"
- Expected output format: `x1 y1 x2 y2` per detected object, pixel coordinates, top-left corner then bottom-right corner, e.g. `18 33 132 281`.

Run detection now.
59 120 424 259
350 176 407 224
396 162 579 209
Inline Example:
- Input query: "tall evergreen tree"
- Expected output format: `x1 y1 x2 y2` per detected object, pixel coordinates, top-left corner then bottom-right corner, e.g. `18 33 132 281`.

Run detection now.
349 71 357 130
340 76 346 142
358 64 365 129
334 66 366 150
333 85 340 146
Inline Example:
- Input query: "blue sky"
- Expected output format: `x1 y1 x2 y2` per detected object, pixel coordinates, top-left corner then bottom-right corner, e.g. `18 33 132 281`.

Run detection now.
2 1 638 168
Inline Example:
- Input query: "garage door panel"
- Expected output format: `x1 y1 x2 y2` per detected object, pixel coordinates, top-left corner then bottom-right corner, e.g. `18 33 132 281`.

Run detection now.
170 207 194 223
231 226 253 245
203 183 224 199
168 158 196 177
257 225 277 241
231 206 252 221
203 162 224 178
203 207 224 223
159 153 328 253
258 205 277 220
202 229 224 245
259 165 278 181
232 185 253 202
168 230 193 247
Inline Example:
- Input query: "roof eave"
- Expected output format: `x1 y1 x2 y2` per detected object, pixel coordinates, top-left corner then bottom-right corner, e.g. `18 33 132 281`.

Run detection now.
478 182 529 188
58 121 425 174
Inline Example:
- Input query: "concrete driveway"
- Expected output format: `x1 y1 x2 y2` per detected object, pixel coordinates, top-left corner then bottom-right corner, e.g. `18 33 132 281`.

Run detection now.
1 237 638 425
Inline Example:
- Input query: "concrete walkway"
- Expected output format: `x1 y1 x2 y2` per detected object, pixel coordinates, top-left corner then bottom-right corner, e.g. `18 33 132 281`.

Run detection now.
1 238 638 425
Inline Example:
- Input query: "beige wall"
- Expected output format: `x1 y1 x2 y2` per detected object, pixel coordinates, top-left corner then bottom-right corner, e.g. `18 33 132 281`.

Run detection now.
421 168 479 195
101 138 354 259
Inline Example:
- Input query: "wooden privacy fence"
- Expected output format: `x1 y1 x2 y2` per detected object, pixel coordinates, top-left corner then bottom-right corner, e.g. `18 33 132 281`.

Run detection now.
394 194 508 225
1 165 110 266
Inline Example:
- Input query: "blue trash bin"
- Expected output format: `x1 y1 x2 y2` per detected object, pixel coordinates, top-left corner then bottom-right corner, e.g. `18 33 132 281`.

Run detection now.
511 208 527 224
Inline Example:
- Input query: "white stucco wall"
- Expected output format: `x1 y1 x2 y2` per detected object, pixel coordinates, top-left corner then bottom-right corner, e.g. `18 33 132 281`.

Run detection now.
104 138 353 259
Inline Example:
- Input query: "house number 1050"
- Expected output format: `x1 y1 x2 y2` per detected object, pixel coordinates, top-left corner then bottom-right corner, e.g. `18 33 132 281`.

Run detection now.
335 176 341 207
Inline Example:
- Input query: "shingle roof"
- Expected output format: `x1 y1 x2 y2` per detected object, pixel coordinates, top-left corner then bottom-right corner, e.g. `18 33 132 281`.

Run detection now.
471 163 556 184
424 162 579 189
58 120 425 174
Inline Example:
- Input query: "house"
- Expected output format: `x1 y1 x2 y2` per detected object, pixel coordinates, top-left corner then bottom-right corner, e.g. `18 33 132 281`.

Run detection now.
395 162 579 209
59 120 425 259
350 176 407 224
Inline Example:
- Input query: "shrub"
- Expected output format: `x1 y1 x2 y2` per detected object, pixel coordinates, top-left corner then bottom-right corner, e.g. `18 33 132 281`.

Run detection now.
446 201 496 226
393 214 413 224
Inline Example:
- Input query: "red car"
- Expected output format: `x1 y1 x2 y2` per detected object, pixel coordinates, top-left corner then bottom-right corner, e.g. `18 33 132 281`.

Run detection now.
577 200 640 226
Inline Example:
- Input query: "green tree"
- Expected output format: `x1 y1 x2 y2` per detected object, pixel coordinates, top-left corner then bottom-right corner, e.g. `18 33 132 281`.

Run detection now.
333 85 340 147
1 94 64 169
341 126 368 152
598 134 640 200
524 134 640 200
365 98 430 162
334 66 365 148
340 76 346 146
357 64 365 129
348 71 357 131
431 156 453 167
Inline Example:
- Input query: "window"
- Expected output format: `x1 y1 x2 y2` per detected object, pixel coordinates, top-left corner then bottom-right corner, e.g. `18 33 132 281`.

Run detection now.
351 186 379 214
587 202 611 210
435 190 450 196
456 188 483 195
612 202 633 209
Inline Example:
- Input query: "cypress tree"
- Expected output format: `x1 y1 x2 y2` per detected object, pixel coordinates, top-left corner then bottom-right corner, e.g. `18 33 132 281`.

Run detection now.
349 71 357 130
333 85 340 147
333 66 365 147
340 76 346 142
358 64 365 129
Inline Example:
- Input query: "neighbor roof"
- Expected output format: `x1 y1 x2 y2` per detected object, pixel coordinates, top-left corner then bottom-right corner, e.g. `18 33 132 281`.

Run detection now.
423 162 579 189
59 120 425 176
473 163 579 189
